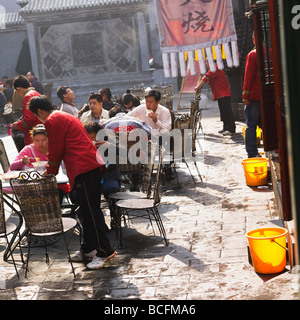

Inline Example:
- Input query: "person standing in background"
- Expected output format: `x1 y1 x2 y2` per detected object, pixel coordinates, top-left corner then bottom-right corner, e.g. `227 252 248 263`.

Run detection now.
242 32 262 158
26 71 44 94
11 75 42 147
195 59 236 136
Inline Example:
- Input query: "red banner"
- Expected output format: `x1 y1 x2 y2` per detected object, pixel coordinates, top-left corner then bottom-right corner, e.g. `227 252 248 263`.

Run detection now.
157 0 235 51
155 0 239 77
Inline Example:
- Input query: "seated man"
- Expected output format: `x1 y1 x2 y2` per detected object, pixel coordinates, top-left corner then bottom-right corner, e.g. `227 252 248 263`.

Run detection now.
101 105 152 138
101 106 151 192
127 89 171 135
129 89 175 180
57 86 86 118
84 121 122 229
3 79 14 103
81 93 109 126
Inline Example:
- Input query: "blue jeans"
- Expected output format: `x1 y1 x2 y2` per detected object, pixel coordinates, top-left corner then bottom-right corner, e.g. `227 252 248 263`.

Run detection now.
101 179 120 219
245 101 261 158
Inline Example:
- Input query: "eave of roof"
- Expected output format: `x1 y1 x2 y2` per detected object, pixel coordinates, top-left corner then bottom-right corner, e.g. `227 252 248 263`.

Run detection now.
20 0 150 15
3 12 25 26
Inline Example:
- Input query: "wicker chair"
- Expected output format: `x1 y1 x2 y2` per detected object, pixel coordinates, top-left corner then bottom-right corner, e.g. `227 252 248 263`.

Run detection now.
109 141 156 201
115 146 168 246
0 180 24 278
116 133 145 190
0 139 10 173
10 171 78 278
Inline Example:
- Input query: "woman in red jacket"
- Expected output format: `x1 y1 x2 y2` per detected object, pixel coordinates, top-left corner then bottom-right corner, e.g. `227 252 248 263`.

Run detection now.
28 95 116 270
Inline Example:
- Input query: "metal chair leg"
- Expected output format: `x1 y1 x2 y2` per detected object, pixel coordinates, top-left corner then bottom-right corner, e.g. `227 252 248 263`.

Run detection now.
5 235 19 279
152 207 168 246
43 238 50 265
25 234 32 278
62 233 76 278
194 160 203 182
184 160 197 184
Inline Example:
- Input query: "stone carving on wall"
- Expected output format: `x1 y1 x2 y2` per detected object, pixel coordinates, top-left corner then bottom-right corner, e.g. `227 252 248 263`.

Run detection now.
72 32 105 66
39 18 139 81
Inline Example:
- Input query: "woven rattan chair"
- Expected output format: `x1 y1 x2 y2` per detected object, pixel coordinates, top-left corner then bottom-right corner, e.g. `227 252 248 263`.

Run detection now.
10 171 78 278
115 146 168 246
0 180 24 278
0 139 10 173
109 141 156 202
116 135 144 190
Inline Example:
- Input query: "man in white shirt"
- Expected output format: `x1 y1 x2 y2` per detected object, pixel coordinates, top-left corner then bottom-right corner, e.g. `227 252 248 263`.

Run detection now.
129 89 175 180
128 90 171 135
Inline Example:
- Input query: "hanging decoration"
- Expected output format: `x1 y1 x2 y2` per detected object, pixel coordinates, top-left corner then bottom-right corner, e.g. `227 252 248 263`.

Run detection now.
154 0 239 77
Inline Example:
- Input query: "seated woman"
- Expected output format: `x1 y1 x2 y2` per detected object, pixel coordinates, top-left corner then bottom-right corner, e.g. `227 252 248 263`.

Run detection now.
117 90 140 111
9 124 70 203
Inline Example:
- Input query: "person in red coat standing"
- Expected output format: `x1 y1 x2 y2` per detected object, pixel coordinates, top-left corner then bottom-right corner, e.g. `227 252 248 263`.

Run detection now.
242 33 262 158
28 95 117 270
11 75 42 146
195 59 236 136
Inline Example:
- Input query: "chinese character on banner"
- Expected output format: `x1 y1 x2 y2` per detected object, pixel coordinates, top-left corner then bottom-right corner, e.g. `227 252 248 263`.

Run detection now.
154 0 239 78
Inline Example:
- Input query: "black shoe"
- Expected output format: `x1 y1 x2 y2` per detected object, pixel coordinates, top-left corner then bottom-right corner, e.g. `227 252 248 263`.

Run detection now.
248 154 262 158
218 129 225 134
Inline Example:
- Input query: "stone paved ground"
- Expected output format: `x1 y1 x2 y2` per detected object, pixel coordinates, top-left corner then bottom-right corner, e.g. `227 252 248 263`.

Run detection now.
0 95 298 300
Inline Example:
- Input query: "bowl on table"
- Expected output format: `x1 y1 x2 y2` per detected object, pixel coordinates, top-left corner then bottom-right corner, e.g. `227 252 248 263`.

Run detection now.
32 161 48 171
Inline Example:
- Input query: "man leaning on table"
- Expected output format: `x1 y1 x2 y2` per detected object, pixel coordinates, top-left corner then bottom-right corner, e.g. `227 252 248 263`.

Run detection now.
128 89 172 135
28 95 116 270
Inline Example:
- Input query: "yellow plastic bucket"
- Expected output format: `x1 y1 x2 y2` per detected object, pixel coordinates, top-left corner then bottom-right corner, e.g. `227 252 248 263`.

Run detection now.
241 157 268 186
246 227 288 274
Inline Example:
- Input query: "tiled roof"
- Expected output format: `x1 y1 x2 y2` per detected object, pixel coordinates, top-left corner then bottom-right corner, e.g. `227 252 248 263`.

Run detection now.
17 0 29 5
4 12 25 26
20 0 149 14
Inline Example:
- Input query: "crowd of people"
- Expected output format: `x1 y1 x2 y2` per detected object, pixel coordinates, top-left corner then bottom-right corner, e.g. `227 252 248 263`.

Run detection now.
1 38 260 270
2 73 172 270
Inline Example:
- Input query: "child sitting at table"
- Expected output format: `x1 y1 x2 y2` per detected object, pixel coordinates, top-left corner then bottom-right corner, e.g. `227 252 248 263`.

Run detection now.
9 124 70 202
